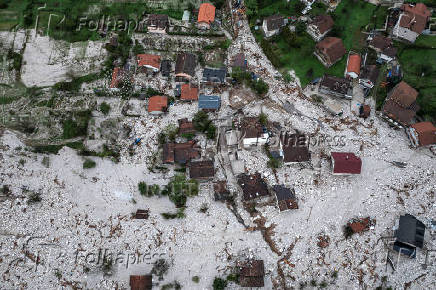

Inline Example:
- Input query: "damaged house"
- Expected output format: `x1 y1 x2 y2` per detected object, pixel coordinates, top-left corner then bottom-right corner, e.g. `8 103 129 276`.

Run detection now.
281 133 311 164
146 14 169 34
237 173 270 201
359 65 380 89
273 185 298 212
394 214 426 258
130 275 152 290
202 67 227 84
148 95 168 115
163 140 201 164
262 14 286 38
178 118 196 135
393 3 431 43
319 75 353 99
307 14 334 41
239 117 269 148
239 260 265 287
382 81 419 127
188 160 215 180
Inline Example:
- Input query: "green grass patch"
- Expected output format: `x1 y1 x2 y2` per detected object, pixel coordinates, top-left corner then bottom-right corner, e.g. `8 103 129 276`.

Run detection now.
62 110 92 139
249 0 376 87
414 35 436 49
372 5 388 29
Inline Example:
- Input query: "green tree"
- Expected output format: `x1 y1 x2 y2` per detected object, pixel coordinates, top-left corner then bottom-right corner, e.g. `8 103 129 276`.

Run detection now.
213 277 228 290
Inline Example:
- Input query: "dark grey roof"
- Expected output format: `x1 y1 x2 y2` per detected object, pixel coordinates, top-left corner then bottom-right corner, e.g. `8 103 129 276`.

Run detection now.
395 214 426 248
202 67 227 83
273 185 296 201
161 60 172 76
320 74 352 95
175 53 197 77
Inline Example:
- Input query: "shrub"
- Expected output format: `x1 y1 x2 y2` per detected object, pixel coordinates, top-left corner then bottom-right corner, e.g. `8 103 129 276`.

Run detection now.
206 124 217 139
138 182 148 195
213 277 228 290
192 276 200 283
151 259 170 280
100 102 111 115
83 159 96 169
343 224 354 239
259 113 268 126
28 192 42 204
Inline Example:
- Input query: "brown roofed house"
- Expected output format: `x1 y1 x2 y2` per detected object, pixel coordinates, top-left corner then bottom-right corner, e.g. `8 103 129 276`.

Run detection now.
237 173 270 201
189 160 215 180
180 83 199 101
315 37 346 67
130 275 152 290
148 95 168 114
281 133 311 163
178 118 196 135
146 14 169 34
307 14 334 41
407 122 436 147
394 3 431 43
137 54 161 73
262 15 286 38
175 53 197 81
239 260 265 287
163 140 201 164
382 81 419 127
369 35 393 52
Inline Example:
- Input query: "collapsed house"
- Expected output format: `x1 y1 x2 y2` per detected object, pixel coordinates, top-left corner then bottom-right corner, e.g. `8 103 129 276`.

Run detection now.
272 185 298 212
202 67 227 84
237 173 270 201
319 75 353 99
368 35 397 63
178 118 196 135
213 181 231 201
281 133 311 164
394 214 426 258
359 65 380 89
239 260 265 287
146 14 169 34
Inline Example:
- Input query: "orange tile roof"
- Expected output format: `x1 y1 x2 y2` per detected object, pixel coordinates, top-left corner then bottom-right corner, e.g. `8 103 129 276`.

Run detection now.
346 54 361 76
180 84 199 101
198 3 216 24
148 95 168 112
137 54 161 69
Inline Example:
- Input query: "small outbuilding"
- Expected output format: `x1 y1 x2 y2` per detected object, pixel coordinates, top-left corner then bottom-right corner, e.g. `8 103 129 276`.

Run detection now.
273 185 298 212
239 260 265 287
130 275 152 290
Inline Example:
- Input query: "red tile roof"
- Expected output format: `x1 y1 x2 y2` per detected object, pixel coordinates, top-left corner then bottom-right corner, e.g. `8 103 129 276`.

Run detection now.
137 54 161 69
180 84 199 101
198 3 216 24
346 54 361 76
410 122 436 146
148 95 168 113
331 152 362 174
